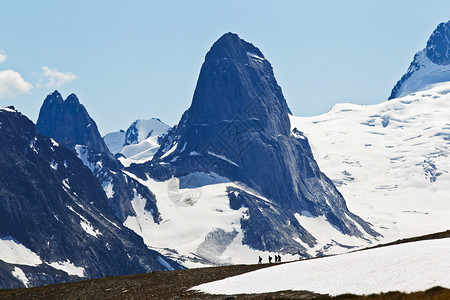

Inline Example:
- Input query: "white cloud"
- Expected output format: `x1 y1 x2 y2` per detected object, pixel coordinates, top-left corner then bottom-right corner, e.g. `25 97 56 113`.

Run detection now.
0 50 7 64
0 70 33 98
37 66 77 88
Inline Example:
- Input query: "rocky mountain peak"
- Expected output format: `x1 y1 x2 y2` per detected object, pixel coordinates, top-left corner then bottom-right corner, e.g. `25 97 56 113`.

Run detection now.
44 90 64 104
205 32 265 63
36 91 111 155
186 32 291 139
425 20 450 65
389 20 450 100
65 93 81 105
154 33 378 254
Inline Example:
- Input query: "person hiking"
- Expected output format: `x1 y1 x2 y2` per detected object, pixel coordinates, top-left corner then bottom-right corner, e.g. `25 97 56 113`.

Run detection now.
268 255 272 263
278 255 281 263
258 256 262 264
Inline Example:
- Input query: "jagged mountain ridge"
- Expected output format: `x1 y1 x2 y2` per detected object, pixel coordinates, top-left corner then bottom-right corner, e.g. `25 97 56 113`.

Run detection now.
36 92 161 223
0 107 179 289
389 20 450 99
36 91 111 155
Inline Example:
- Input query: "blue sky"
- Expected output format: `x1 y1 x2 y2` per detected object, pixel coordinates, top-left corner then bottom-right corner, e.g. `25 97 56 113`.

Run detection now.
1 1 450 135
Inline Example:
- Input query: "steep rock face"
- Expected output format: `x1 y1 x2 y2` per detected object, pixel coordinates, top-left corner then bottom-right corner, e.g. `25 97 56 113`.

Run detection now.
36 91 110 155
0 107 179 289
390 21 450 99
154 33 378 254
426 21 450 65
36 91 160 223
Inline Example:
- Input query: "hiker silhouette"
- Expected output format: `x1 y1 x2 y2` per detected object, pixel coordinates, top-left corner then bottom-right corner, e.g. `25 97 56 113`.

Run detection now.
258 256 262 264
268 255 272 263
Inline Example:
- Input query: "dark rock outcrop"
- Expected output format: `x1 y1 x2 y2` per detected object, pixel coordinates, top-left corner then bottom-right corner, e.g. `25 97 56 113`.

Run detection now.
154 33 379 254
0 107 180 289
426 21 450 65
36 91 111 155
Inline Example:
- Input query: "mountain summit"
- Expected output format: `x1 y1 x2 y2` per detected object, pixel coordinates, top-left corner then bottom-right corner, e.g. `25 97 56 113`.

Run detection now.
389 20 450 99
425 21 450 65
187 32 291 136
153 33 378 256
36 91 111 154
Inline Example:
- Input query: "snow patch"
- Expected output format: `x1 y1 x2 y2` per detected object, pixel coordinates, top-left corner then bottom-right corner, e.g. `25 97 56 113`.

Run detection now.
0 236 42 266
207 152 239 167
247 52 265 62
50 138 59 147
48 260 85 277
12 267 29 287
66 205 102 237
80 220 102 237
50 160 58 170
102 180 114 199
161 142 178 159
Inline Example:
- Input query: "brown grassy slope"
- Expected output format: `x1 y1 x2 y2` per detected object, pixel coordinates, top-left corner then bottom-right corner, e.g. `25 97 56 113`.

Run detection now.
0 230 449 300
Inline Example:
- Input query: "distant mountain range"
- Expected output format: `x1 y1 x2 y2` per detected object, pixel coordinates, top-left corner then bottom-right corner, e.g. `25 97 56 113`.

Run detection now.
1 20 450 289
103 118 170 166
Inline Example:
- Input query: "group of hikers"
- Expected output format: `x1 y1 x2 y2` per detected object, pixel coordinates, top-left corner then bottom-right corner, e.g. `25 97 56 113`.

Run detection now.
258 254 281 264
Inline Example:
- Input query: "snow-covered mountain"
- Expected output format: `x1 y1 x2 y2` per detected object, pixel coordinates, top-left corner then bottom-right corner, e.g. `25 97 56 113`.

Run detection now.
389 20 450 99
103 118 170 166
0 107 179 289
291 82 450 243
285 22 450 245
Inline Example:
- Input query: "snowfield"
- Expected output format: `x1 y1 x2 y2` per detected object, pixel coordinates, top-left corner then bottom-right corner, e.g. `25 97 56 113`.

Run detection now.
123 171 300 267
194 238 450 296
290 81 450 243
